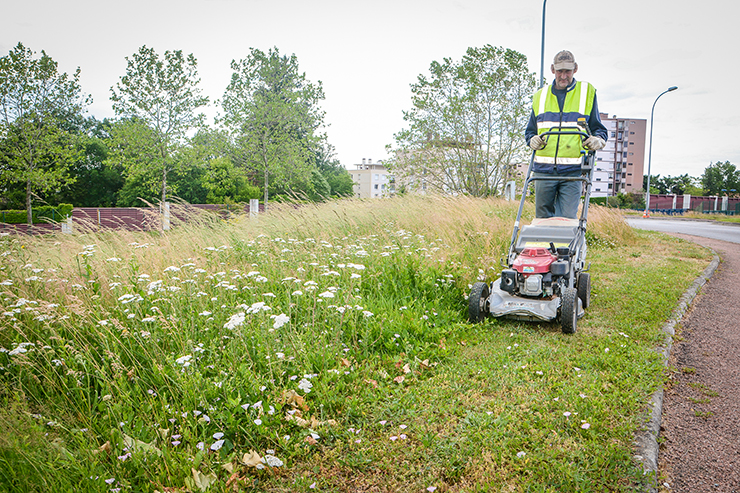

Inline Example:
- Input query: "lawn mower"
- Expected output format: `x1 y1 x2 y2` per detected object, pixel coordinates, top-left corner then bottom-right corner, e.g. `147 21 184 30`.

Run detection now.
468 127 595 334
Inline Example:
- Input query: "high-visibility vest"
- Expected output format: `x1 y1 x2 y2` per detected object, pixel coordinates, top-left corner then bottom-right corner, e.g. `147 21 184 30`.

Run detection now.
533 81 596 167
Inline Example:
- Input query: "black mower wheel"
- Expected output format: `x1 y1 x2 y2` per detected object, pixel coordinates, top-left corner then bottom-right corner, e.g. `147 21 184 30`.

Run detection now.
577 272 591 309
468 282 490 323
561 287 578 334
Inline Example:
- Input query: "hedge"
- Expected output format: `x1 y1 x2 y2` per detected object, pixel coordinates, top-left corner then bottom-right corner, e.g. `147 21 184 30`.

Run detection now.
0 204 73 224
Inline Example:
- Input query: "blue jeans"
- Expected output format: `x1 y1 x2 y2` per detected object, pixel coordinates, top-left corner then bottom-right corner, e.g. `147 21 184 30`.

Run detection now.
533 171 582 218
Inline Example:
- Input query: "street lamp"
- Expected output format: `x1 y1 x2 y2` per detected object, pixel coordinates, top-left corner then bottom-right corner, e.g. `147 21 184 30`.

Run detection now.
644 86 678 215
539 0 548 88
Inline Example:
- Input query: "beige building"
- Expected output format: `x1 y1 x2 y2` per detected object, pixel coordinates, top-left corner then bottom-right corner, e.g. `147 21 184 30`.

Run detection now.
351 159 394 198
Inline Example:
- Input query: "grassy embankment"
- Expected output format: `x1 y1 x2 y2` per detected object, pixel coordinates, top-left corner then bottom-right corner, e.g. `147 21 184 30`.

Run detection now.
0 195 711 492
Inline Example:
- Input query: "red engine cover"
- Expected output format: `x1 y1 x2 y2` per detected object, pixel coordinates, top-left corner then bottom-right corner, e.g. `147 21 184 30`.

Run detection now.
513 247 556 274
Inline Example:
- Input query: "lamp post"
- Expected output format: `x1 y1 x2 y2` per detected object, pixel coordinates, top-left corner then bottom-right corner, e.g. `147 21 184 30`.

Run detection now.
644 86 678 215
539 0 547 88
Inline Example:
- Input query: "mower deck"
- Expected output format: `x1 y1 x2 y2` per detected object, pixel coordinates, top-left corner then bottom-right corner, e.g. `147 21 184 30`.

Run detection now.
488 279 584 322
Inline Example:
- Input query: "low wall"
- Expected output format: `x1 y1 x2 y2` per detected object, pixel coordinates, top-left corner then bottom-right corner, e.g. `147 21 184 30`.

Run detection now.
0 203 264 235
649 194 740 212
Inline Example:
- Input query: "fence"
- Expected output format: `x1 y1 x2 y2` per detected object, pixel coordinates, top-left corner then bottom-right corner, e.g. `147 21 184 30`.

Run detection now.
647 194 740 215
0 202 264 235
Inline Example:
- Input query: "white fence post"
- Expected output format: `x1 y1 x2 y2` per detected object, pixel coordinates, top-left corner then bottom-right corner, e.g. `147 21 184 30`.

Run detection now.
250 199 259 218
62 215 73 234
504 181 516 201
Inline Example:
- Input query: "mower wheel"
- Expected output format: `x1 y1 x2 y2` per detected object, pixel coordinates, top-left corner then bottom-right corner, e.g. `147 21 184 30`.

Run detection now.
468 282 490 323
577 272 591 309
561 287 578 334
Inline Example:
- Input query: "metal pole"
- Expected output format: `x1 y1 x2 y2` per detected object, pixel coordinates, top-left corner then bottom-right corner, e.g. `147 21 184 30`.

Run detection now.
645 86 678 214
540 0 547 88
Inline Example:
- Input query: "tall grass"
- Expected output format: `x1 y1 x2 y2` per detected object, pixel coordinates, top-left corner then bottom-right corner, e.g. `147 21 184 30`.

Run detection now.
0 196 707 492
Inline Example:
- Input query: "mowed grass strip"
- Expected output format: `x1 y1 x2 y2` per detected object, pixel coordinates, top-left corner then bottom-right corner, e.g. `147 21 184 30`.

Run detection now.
0 197 710 492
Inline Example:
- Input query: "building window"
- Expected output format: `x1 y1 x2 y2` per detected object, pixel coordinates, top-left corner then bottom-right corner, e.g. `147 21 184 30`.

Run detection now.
374 174 379 181
374 184 378 190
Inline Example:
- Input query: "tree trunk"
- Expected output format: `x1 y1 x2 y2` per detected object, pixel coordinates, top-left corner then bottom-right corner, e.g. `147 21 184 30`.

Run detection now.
162 166 167 205
263 166 269 212
26 179 33 226
160 166 167 231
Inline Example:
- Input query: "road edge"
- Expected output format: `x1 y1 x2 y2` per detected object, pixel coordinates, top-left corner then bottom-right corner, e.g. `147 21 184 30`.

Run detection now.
635 248 721 492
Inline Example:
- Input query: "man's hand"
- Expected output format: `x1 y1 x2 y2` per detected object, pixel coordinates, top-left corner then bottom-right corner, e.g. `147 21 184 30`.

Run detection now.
529 135 546 150
584 136 606 151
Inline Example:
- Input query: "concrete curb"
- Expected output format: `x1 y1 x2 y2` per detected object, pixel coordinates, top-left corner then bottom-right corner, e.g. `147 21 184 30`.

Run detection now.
635 249 721 492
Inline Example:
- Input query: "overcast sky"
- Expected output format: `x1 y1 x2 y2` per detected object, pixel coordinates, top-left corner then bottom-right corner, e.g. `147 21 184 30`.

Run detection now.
4 0 737 179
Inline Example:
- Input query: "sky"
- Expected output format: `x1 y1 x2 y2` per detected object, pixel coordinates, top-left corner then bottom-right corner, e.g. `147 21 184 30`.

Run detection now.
3 0 738 179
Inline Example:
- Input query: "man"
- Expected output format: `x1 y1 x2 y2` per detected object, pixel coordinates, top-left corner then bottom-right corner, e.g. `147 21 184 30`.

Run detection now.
525 50 608 218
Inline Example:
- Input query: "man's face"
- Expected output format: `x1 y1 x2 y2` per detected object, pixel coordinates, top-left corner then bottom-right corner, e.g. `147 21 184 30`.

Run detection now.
551 64 577 90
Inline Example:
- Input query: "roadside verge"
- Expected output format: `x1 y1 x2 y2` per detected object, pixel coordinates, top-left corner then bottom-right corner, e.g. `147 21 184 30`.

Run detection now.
635 247 720 492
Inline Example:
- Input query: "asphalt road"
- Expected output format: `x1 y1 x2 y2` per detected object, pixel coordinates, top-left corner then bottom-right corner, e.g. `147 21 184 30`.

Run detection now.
626 217 740 244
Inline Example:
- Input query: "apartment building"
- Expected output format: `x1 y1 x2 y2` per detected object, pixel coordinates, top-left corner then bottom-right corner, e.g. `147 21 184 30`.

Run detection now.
351 158 394 198
593 114 646 197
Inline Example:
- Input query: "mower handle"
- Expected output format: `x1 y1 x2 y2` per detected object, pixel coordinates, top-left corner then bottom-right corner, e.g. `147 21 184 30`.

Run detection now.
539 128 589 140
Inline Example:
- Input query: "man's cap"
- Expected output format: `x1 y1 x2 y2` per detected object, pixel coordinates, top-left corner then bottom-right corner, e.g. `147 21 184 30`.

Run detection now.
552 50 576 70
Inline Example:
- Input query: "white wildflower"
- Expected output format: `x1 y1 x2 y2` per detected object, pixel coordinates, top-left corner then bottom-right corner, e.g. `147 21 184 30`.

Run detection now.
175 355 192 366
271 313 289 329
224 313 246 330
297 378 313 393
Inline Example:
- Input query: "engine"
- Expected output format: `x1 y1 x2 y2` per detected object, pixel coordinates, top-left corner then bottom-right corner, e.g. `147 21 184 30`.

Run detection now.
500 247 569 298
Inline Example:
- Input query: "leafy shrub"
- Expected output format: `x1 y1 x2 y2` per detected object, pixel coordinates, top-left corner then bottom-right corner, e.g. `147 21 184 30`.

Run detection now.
0 204 73 224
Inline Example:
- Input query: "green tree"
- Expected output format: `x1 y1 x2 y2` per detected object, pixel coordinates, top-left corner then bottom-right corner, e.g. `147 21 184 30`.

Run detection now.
644 174 663 194
201 156 259 204
701 161 739 196
388 45 535 197
110 46 208 206
666 174 697 195
645 173 698 195
0 42 90 224
182 129 259 204
318 160 354 198
221 47 327 209
50 117 125 207
106 117 163 205
313 144 354 198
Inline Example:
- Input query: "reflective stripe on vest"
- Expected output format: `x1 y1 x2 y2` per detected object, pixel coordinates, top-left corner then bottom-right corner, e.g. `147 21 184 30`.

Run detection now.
532 81 595 167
